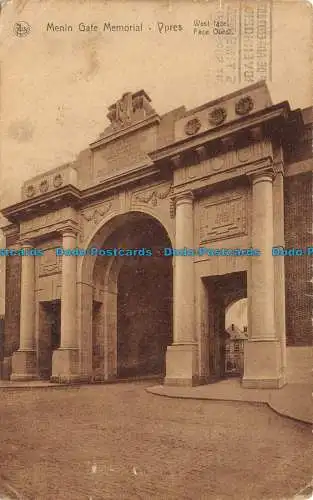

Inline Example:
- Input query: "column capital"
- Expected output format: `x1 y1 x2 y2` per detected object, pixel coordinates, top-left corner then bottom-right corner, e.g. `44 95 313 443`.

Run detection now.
247 168 275 185
174 191 194 206
60 226 78 238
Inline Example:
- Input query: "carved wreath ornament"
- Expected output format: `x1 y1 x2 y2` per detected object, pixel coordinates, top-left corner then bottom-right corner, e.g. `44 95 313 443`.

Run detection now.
39 179 49 193
184 118 201 136
26 185 35 198
53 174 63 188
208 107 227 126
235 96 254 116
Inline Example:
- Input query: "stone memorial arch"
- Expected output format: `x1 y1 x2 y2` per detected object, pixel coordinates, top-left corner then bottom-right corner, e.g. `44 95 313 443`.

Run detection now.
0 82 312 387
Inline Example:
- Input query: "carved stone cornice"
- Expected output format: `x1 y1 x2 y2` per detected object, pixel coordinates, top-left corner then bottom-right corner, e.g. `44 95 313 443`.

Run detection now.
2 223 19 238
2 185 81 223
249 126 264 142
170 155 182 169
149 102 291 165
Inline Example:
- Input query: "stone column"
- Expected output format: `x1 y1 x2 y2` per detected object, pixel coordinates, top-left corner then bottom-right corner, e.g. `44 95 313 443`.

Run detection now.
165 192 198 386
51 229 80 383
273 166 287 380
11 241 37 380
60 231 78 349
242 171 284 388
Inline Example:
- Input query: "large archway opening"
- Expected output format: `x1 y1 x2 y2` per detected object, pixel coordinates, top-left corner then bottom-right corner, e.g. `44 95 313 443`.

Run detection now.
91 212 173 381
203 271 247 381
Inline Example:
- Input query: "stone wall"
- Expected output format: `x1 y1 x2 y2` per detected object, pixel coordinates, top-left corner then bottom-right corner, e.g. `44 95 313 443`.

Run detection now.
4 254 21 357
284 171 312 346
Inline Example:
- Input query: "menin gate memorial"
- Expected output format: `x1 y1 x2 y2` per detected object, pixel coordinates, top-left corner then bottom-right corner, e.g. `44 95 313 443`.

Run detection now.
1 82 312 387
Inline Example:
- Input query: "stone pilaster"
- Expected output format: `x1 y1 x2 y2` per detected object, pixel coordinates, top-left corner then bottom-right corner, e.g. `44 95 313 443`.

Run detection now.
51 229 80 383
242 171 285 388
165 192 198 386
272 164 287 380
11 241 37 381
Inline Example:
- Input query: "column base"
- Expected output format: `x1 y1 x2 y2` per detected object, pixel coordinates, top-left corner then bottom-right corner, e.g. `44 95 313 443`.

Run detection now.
0 356 12 380
241 376 286 389
164 343 199 387
242 339 286 389
10 350 38 381
51 348 81 384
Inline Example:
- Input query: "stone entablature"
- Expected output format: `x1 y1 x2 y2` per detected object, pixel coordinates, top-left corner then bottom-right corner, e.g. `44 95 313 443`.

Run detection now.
19 207 78 242
172 138 273 191
10 81 307 229
22 164 78 201
13 83 295 200
175 81 272 141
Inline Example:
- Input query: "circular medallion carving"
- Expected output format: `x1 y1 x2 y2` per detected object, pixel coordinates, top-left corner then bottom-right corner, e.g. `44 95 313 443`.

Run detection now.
208 107 227 126
26 185 35 198
39 179 49 193
184 118 201 136
235 96 254 115
53 174 63 188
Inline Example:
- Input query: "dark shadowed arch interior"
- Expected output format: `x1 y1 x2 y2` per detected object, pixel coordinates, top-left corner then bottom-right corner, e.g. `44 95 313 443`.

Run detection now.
91 212 173 380
117 216 173 377
203 271 247 381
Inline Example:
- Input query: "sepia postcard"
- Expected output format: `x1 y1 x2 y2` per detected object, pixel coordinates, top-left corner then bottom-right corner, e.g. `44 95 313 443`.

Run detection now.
0 0 312 499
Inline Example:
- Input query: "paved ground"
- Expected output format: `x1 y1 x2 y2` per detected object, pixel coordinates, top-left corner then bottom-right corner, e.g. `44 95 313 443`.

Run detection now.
147 379 313 424
0 381 312 500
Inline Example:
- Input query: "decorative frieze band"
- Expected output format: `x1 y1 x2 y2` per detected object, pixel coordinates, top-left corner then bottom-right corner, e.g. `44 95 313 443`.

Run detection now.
22 164 77 201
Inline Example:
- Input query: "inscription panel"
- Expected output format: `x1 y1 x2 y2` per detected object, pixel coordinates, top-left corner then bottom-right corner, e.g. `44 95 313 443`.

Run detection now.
198 190 248 243
93 129 156 181
38 244 62 277
175 139 272 187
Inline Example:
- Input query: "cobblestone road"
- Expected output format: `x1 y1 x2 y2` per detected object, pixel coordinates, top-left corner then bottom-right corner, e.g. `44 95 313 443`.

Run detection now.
0 382 311 500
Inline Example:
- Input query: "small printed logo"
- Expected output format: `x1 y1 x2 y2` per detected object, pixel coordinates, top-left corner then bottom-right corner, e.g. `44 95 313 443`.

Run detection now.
13 21 31 37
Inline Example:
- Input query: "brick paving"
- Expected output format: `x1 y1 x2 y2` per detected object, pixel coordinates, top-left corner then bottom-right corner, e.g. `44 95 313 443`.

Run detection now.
0 382 311 500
